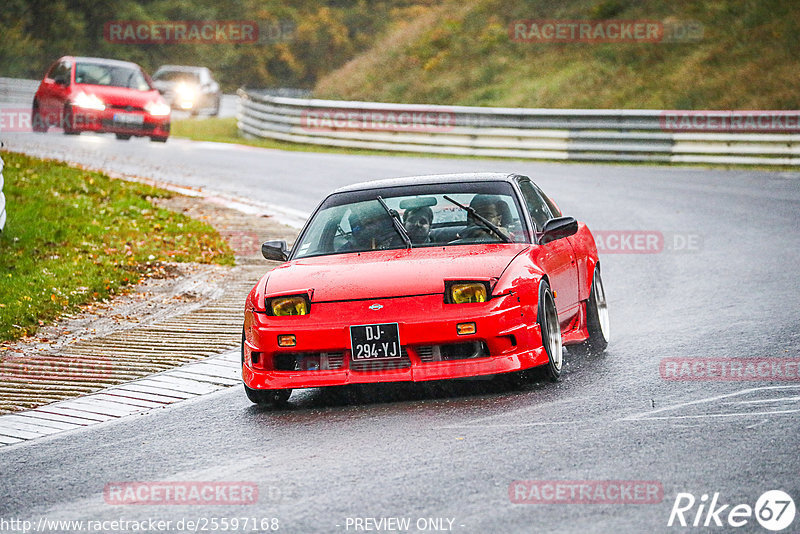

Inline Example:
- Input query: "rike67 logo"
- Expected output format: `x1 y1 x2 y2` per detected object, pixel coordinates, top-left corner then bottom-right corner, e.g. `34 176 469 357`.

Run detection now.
668 490 796 531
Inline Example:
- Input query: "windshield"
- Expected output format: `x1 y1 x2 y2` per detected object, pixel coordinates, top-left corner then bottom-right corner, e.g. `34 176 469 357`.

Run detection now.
153 71 201 84
293 182 527 259
75 62 151 90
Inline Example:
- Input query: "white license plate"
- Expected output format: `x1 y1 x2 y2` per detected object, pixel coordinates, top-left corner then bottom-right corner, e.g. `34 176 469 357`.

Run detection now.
113 113 144 125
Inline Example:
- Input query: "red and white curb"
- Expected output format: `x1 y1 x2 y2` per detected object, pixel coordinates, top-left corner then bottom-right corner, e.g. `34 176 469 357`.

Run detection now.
0 350 241 446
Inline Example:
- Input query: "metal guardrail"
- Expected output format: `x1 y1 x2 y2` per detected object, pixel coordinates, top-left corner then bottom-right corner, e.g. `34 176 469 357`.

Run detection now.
237 89 800 165
0 77 39 105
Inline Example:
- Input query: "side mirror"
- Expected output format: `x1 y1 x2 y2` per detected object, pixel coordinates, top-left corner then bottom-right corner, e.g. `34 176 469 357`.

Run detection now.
540 216 578 245
261 240 289 261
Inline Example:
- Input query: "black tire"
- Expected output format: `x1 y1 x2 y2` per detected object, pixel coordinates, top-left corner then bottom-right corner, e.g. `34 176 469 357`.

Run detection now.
535 280 563 381
244 385 291 406
211 96 221 117
62 104 79 135
571 265 610 355
150 136 168 143
115 134 131 140
241 329 291 407
32 100 48 133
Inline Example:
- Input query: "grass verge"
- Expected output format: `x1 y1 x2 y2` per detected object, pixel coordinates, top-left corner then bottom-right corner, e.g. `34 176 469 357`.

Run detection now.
171 117 418 157
0 151 234 342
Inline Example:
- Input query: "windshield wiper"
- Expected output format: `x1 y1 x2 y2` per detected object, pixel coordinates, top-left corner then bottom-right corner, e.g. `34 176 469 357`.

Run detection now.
442 195 511 243
376 196 412 249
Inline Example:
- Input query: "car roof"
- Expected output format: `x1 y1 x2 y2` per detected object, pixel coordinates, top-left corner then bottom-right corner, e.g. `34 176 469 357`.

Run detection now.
67 56 143 69
332 173 519 194
154 65 207 72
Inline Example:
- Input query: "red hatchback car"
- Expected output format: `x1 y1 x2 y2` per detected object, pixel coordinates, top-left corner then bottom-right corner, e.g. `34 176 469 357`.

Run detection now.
32 56 170 142
242 173 610 406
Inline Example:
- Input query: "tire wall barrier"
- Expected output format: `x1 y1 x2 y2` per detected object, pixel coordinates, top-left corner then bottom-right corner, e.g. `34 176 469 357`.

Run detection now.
0 155 6 231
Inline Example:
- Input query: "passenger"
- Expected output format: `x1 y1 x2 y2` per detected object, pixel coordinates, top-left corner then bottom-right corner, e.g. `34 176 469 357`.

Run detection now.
460 194 513 241
402 206 433 244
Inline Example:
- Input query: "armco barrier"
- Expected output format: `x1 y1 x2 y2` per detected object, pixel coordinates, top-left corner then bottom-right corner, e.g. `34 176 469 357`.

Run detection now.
237 89 800 166
0 77 40 105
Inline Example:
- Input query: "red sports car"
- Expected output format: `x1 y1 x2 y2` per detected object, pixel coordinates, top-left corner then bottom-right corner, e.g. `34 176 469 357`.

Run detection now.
32 56 171 142
242 173 609 406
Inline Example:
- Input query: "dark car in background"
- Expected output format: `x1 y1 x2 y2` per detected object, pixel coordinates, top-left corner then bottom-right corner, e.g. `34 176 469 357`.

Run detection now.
31 56 171 142
152 65 221 116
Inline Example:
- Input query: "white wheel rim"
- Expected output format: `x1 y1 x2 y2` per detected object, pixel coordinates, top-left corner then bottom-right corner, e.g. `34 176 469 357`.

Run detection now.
545 292 562 370
594 271 610 341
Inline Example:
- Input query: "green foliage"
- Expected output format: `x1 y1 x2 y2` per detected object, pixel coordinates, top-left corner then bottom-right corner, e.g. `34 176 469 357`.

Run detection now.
0 151 234 341
0 0 429 91
315 0 800 109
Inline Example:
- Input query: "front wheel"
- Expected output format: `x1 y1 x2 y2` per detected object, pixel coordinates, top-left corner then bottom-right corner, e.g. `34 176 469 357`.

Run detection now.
62 104 79 135
572 265 610 355
115 133 131 140
536 281 563 381
244 385 291 406
150 136 168 143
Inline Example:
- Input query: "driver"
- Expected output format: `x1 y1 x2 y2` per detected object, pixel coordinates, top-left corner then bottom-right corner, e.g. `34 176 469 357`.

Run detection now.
460 195 513 241
402 206 433 244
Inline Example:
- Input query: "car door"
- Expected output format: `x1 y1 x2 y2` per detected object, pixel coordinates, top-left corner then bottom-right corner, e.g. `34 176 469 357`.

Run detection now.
516 177 580 326
42 60 72 123
37 62 59 119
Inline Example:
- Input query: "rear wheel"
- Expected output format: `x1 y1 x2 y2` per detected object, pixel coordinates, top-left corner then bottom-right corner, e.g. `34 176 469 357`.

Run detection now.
536 281 563 381
241 329 291 407
572 266 610 355
150 136 168 143
115 134 131 140
32 100 48 132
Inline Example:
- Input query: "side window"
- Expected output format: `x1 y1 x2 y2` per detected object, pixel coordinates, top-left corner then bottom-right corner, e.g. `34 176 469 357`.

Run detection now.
50 62 71 85
536 184 562 217
517 179 553 231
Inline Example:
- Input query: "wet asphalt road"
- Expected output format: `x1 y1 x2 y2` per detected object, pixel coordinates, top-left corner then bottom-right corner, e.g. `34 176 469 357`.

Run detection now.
1 131 799 533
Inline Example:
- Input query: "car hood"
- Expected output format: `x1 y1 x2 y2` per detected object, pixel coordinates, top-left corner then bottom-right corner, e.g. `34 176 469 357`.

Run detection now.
264 244 529 302
75 84 161 107
152 80 177 91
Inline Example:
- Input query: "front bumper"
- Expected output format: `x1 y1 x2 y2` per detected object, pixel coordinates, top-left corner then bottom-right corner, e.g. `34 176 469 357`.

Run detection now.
69 107 170 137
243 293 547 390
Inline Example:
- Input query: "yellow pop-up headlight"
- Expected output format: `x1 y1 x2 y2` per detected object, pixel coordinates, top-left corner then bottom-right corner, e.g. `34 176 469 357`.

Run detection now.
269 295 309 316
448 282 488 304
